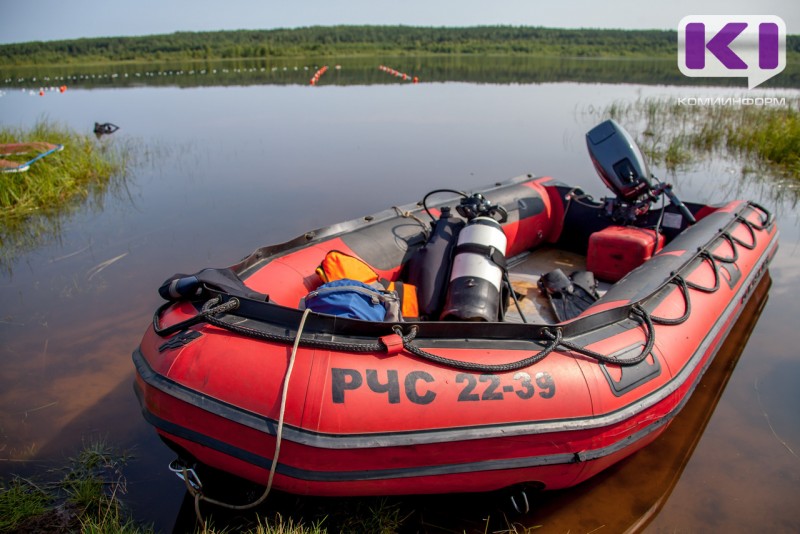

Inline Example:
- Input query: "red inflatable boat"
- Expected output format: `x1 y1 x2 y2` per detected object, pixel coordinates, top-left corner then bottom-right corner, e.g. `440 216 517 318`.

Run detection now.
134 121 778 500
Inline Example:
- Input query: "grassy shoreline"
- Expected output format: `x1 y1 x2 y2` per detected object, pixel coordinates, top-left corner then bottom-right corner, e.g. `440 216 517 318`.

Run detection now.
0 120 127 218
0 440 410 533
590 97 800 180
0 441 152 533
0 120 129 270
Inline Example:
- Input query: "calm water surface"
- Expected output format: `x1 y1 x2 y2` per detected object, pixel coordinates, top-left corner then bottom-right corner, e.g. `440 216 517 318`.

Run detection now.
1 62 799 532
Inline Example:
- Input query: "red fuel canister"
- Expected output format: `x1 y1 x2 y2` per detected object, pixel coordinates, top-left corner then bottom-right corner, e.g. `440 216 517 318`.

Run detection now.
587 226 664 282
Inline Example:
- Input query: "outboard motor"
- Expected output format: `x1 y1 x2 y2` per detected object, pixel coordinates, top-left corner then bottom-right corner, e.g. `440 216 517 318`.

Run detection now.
440 194 508 322
586 119 696 225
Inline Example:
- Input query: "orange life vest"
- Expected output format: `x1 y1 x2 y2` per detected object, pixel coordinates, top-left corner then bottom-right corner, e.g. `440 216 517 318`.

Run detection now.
316 250 419 319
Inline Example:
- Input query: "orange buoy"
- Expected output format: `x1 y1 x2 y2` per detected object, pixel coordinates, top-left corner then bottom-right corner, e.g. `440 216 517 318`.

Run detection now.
378 65 419 84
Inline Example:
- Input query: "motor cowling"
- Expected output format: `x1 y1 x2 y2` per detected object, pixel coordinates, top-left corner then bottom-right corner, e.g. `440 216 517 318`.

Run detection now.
440 216 508 322
585 119 696 225
586 118 653 203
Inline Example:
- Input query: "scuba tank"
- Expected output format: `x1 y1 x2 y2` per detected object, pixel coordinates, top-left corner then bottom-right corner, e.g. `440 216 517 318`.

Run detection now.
406 206 464 320
440 195 508 322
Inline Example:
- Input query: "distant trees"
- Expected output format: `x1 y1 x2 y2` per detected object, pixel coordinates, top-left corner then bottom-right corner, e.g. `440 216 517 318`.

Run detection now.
1 25 797 66
0 26 679 65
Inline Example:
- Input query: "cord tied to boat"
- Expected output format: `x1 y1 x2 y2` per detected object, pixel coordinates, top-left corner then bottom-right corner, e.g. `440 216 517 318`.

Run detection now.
547 304 655 366
745 200 774 230
177 307 313 525
389 324 422 352
729 214 759 250
393 304 657 371
153 202 771 376
201 296 240 314
392 324 563 372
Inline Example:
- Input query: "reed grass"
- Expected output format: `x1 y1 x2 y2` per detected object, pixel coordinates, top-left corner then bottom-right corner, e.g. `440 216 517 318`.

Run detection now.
0 120 130 271
596 96 800 179
3 446 529 534
727 106 800 173
0 120 127 218
0 478 50 532
0 442 409 534
193 498 410 534
204 514 328 534
331 498 412 533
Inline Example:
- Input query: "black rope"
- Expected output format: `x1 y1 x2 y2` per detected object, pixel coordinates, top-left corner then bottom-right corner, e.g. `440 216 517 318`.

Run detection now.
545 305 655 366
746 201 773 230
683 251 721 293
394 305 656 370
387 204 765 371
392 325 562 372
153 297 240 337
151 201 769 374
504 270 528 324
711 233 740 264
649 276 692 326
729 215 758 250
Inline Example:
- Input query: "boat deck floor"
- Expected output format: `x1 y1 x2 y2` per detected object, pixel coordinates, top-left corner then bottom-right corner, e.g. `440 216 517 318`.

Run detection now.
504 247 610 324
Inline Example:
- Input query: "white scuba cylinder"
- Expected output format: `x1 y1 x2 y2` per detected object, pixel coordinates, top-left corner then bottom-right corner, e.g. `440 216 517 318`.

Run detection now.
440 216 508 321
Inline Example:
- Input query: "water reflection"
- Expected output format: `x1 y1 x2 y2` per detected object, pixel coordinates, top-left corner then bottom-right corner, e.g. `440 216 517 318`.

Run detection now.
531 275 773 533
0 164 132 273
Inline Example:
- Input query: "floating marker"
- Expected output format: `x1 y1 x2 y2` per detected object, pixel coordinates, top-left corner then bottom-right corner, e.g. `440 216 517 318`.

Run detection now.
310 65 328 86
378 65 419 83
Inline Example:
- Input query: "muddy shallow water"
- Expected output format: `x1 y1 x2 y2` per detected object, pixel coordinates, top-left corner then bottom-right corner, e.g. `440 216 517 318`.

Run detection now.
1 59 799 531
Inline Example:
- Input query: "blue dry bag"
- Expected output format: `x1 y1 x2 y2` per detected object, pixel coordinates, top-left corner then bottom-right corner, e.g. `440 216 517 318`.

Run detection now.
303 279 399 321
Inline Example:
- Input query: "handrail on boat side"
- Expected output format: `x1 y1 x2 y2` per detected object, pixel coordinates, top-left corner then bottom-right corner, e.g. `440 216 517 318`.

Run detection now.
150 202 775 373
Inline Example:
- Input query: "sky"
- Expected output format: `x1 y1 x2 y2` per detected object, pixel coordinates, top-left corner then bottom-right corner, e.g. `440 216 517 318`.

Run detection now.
0 0 798 44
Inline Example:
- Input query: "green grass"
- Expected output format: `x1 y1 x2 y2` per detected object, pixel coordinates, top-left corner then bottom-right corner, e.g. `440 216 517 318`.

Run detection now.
0 119 130 271
0 440 153 534
0 478 50 532
328 498 412 534
0 120 127 218
0 440 412 534
190 497 411 534
726 106 800 174
198 514 328 534
2 443 540 533
596 96 800 179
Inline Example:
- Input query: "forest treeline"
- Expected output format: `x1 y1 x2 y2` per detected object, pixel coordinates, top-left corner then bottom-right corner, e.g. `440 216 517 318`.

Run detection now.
1 25 693 65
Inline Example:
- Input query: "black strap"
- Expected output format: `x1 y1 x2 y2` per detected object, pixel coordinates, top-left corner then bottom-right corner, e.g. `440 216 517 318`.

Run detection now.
453 243 507 269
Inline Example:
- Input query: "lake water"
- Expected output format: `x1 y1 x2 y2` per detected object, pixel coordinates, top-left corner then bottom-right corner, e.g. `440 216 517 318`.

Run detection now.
1 58 800 532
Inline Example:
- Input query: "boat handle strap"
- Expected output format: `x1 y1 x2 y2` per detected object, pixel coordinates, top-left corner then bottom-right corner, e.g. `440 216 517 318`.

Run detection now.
153 297 240 337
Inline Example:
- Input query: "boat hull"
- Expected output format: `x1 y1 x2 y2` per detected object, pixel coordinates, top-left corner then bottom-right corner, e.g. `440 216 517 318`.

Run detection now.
134 175 778 496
